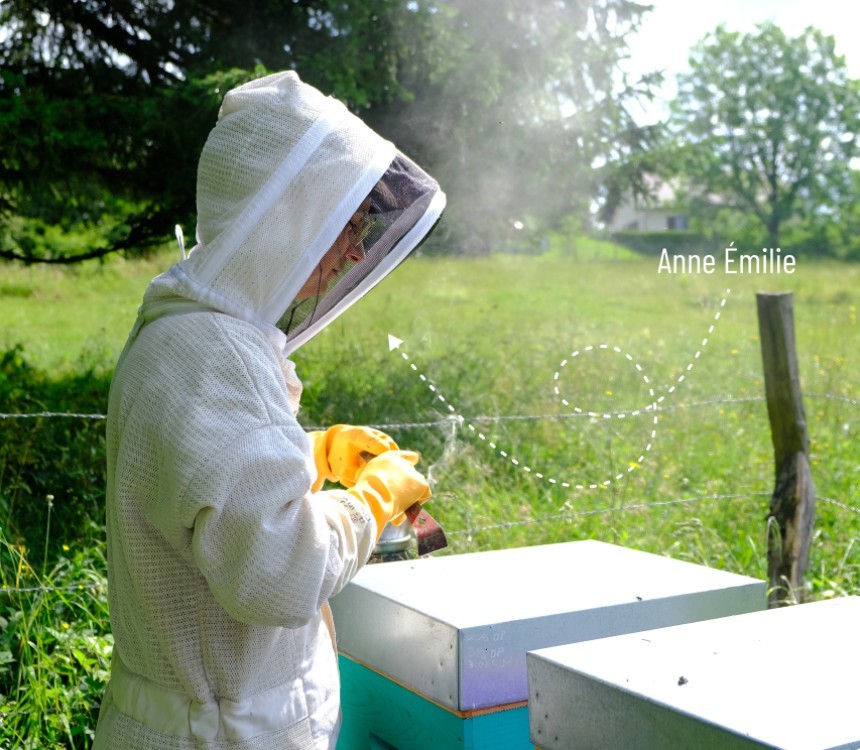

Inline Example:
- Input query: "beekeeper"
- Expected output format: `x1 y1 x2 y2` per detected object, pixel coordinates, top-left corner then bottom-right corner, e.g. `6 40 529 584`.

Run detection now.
93 71 446 749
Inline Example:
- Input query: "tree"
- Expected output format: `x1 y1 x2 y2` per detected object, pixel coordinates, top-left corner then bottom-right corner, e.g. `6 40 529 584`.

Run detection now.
0 0 659 262
364 0 663 254
0 0 438 262
670 23 860 251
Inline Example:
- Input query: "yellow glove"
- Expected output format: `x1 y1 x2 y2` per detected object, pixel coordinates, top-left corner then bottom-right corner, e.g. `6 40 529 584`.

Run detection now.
310 424 399 491
346 450 432 539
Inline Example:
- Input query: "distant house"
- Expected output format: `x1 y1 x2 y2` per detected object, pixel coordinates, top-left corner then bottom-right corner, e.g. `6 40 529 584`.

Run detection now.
606 175 690 233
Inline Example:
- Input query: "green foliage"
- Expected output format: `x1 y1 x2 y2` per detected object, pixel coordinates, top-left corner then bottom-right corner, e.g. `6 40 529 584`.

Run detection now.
296 253 859 597
0 530 111 748
0 213 139 264
777 171 860 261
0 251 858 743
0 0 662 262
669 22 860 251
543 230 640 261
685 204 767 254
0 347 110 567
368 0 664 253
610 230 710 257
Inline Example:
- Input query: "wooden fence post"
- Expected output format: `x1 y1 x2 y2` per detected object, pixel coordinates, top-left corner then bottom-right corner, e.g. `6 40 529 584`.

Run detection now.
756 292 816 607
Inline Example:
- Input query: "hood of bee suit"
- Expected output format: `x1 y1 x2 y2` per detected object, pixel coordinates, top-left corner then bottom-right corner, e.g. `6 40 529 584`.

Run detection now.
137 70 446 356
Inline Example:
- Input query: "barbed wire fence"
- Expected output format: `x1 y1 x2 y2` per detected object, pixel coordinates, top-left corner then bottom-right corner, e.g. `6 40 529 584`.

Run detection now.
1 389 858 598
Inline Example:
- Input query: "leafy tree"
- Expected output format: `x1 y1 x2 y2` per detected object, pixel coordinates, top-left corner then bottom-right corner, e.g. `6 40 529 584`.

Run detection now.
781 169 860 260
669 22 860 251
364 0 664 254
0 0 433 262
0 0 659 262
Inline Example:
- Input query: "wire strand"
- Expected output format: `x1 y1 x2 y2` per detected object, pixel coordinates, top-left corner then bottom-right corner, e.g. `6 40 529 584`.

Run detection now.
1 492 857 595
2 390 857 426
446 491 772 538
0 411 107 420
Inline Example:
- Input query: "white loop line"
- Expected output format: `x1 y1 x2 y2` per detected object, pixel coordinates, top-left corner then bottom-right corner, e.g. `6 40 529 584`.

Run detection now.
549 291 731 488
397 290 731 492
552 344 658 488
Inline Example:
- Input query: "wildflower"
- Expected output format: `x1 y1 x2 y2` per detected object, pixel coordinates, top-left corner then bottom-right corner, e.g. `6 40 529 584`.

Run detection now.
62 544 70 552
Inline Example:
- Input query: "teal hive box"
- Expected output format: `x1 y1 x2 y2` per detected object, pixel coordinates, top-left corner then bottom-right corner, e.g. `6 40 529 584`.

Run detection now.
332 540 766 750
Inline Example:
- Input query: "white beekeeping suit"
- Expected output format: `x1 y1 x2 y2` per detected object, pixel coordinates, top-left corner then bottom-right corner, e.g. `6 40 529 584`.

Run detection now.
93 71 445 749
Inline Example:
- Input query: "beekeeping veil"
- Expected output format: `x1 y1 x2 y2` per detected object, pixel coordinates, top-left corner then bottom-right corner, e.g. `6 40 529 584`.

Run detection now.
145 70 445 355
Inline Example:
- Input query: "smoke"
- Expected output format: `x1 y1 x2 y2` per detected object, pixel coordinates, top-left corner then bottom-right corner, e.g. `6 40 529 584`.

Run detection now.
367 0 655 254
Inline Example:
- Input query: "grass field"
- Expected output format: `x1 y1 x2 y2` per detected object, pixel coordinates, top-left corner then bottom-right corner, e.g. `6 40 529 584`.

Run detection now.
2 246 859 577
0 243 858 745
321 251 859 590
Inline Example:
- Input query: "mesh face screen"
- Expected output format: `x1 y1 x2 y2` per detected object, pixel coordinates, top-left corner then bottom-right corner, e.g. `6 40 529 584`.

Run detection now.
277 154 439 344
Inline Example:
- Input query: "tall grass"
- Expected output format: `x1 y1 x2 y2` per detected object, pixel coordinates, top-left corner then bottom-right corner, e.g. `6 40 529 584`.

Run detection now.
297 253 859 596
0 526 111 748
0 245 858 745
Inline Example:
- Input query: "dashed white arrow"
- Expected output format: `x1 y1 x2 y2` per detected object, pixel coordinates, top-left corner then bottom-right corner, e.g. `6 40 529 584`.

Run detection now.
386 287 731 493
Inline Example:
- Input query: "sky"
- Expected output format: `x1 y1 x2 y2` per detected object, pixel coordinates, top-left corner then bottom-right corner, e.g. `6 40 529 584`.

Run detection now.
619 0 860 124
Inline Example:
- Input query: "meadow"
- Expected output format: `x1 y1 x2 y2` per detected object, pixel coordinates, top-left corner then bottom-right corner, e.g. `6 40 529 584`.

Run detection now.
0 242 858 746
